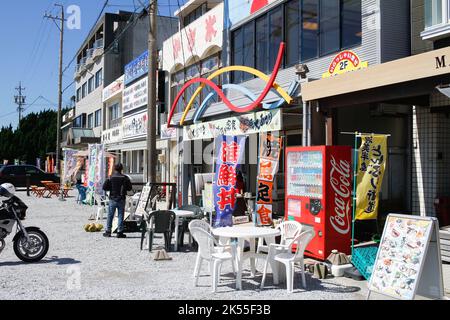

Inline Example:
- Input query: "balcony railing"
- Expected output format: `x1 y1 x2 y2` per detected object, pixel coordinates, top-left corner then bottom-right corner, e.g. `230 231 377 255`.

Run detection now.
94 38 104 49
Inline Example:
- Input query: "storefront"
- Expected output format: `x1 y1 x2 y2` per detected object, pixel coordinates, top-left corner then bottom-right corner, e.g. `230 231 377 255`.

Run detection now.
301 46 450 226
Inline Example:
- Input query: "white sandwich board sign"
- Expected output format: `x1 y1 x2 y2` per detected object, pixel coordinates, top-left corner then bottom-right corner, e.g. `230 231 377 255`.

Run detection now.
368 214 445 300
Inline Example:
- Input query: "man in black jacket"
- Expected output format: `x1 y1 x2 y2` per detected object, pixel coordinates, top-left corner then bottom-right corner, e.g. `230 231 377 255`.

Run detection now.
102 163 133 238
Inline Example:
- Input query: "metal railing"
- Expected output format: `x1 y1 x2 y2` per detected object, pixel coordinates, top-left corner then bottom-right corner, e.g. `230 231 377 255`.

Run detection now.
94 38 104 49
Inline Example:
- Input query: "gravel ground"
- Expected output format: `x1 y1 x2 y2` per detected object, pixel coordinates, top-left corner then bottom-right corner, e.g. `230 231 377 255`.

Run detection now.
0 191 447 300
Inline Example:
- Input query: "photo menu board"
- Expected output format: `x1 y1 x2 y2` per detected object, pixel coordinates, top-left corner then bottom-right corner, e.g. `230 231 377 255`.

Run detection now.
368 215 434 300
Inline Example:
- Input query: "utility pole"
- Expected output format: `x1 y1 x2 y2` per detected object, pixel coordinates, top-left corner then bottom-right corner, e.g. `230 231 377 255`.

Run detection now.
14 82 26 125
147 0 157 184
44 4 65 177
45 4 65 202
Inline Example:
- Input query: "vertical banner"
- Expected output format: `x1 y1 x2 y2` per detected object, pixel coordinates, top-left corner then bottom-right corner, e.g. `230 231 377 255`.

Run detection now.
62 149 78 185
256 132 282 225
213 135 247 228
356 135 387 220
86 144 106 204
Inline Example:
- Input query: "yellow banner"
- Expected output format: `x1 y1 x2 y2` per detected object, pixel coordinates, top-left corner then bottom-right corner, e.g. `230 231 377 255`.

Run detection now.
356 135 387 220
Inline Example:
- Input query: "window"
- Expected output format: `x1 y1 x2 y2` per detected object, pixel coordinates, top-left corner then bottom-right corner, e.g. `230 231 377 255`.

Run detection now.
88 76 95 93
183 3 208 27
25 166 40 174
87 113 93 129
256 15 269 74
425 0 444 28
82 83 87 98
302 0 319 61
108 103 121 128
76 88 81 102
269 7 283 69
341 0 362 48
94 109 102 127
95 69 103 88
285 0 301 66
230 0 361 74
320 0 340 55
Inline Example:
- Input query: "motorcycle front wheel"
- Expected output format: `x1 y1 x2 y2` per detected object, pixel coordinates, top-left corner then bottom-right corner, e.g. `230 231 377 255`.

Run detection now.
13 230 49 263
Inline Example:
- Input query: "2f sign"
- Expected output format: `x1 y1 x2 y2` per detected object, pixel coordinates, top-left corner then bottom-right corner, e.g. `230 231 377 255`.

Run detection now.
67 5 81 30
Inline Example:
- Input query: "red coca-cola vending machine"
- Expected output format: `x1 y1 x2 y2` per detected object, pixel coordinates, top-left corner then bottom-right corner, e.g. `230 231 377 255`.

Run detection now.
285 146 352 260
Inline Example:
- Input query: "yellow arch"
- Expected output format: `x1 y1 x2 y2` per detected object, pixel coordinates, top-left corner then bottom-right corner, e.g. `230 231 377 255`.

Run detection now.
180 65 294 125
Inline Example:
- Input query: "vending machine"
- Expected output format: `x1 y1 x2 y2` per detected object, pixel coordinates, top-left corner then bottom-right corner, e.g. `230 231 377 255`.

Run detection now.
285 146 352 260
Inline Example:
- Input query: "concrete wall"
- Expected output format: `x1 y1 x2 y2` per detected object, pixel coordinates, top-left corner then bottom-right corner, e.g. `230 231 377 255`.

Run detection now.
411 0 434 55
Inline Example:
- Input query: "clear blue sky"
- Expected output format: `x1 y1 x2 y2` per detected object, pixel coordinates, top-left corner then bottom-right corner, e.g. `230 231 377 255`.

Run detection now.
0 0 185 129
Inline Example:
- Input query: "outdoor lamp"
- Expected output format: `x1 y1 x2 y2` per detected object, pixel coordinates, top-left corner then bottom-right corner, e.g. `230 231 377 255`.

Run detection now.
436 84 450 98
295 63 310 79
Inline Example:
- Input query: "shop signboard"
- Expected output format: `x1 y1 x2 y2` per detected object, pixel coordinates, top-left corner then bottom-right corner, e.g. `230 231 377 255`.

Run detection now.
102 126 123 145
322 50 368 78
135 184 152 218
123 111 148 141
160 123 177 140
86 144 106 205
355 135 387 220
62 108 75 124
255 133 282 226
122 77 147 114
62 148 78 184
368 214 444 300
124 50 148 85
183 109 281 141
102 75 124 102
213 135 247 227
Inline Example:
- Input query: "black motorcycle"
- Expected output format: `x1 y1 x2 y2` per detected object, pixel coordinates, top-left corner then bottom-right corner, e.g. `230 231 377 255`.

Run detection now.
0 183 49 262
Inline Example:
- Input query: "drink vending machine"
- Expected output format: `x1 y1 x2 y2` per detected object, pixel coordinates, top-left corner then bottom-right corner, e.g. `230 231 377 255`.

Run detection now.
285 146 352 260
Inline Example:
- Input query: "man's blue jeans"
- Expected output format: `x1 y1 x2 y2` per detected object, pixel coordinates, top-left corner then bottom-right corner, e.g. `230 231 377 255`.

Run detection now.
106 199 125 233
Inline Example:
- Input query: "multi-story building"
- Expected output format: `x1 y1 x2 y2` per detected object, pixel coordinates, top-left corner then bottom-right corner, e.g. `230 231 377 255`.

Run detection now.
299 0 450 228
62 10 177 183
163 0 413 217
162 0 224 194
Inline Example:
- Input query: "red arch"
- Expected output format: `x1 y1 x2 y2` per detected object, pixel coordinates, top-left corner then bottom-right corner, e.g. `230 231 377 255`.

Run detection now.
167 42 285 128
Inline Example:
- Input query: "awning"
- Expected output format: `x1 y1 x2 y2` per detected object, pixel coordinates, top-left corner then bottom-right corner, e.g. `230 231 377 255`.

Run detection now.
301 46 450 102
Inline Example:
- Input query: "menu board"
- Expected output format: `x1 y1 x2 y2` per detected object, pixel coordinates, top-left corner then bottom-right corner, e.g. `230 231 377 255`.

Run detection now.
368 215 434 300
135 185 152 217
287 151 323 199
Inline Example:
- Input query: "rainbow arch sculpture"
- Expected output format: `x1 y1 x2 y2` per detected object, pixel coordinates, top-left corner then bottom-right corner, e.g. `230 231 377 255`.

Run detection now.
167 42 295 128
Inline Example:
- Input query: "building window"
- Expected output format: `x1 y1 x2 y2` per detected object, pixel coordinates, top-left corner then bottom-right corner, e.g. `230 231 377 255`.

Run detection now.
341 0 362 48
170 53 221 114
76 88 81 102
319 0 340 55
230 0 361 76
425 0 444 28
94 109 102 127
82 82 87 98
285 0 301 66
183 3 208 27
108 103 121 128
88 76 95 94
256 15 269 74
302 0 319 61
87 113 93 129
95 69 103 88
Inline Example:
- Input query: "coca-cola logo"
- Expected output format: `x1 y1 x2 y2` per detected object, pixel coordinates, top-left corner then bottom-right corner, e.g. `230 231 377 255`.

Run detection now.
329 156 351 235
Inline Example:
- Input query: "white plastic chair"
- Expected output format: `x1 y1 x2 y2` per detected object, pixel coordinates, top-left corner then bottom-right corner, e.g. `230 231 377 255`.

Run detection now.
261 229 315 292
257 220 303 254
189 227 236 292
93 193 109 221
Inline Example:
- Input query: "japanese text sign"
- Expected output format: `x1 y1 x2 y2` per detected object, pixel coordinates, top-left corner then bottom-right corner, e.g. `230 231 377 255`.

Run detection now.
213 135 247 228
356 135 387 220
256 132 282 225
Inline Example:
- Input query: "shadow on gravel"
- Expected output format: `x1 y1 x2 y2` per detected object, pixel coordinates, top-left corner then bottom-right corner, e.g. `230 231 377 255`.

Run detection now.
0 256 81 267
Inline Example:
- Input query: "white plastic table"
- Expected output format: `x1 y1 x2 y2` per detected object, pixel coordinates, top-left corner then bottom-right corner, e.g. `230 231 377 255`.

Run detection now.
212 226 281 290
172 209 196 251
